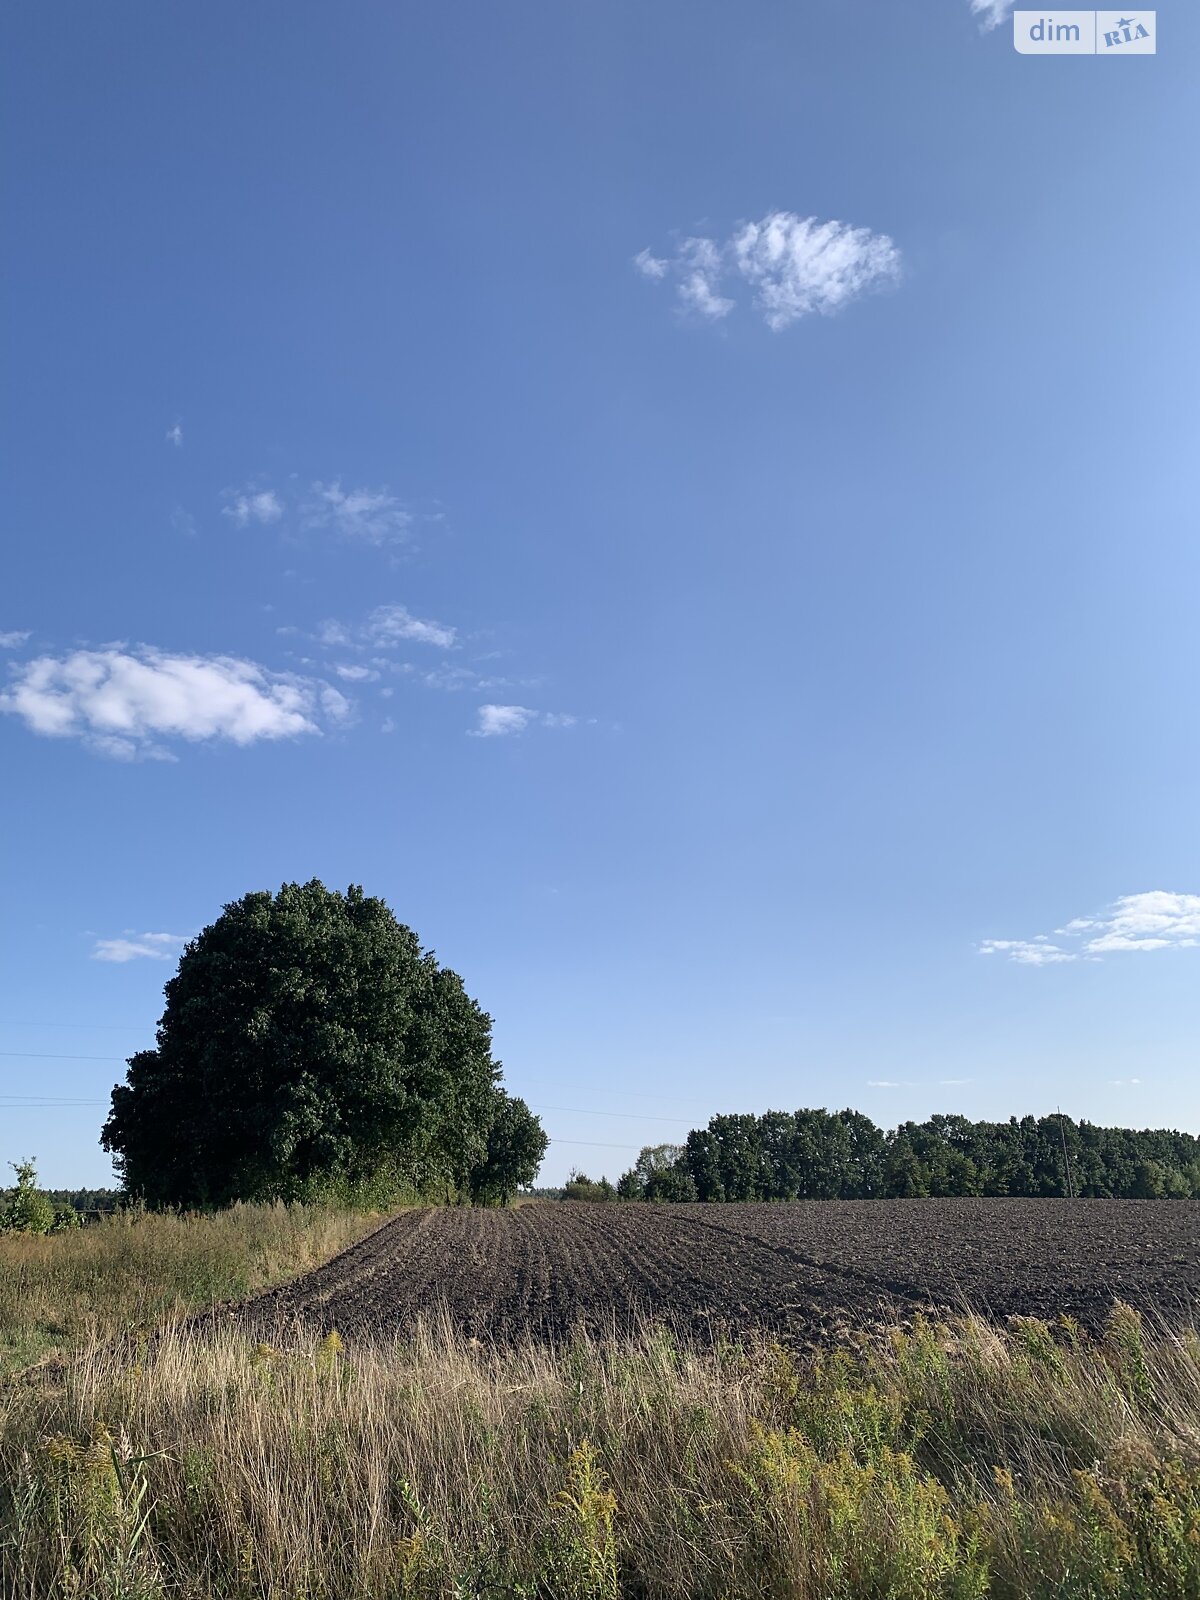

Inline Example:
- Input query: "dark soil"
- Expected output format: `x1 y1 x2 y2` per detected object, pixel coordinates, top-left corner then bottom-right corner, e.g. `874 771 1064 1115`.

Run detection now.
238 1199 1200 1349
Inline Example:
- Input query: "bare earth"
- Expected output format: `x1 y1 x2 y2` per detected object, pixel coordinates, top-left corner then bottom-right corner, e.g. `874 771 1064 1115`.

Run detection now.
235 1203 1200 1350
239 1199 1200 1348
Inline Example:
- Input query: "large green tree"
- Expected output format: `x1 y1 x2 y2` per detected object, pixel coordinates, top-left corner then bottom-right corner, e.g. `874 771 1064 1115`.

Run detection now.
102 881 542 1206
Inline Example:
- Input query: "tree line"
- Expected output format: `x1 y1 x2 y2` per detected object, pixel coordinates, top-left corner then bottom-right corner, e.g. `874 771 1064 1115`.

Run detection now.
607 1110 1200 1202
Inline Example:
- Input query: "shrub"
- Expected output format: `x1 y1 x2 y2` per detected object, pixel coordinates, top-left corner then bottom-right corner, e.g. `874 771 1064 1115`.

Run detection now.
0 1159 56 1235
562 1171 617 1202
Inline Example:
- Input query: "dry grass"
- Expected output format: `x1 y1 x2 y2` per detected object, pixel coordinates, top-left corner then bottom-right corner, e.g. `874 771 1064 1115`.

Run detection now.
3 1304 1200 1598
0 1202 384 1370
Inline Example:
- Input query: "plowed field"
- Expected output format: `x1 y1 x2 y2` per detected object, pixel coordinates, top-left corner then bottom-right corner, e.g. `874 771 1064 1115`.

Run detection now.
242 1199 1199 1348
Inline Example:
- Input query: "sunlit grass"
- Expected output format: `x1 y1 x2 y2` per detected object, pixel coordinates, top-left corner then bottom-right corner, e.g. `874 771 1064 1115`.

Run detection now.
3 1303 1200 1597
0 1201 383 1368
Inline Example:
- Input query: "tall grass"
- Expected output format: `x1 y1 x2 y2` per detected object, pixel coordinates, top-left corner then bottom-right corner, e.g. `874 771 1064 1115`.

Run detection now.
3 1306 1200 1598
0 1202 384 1368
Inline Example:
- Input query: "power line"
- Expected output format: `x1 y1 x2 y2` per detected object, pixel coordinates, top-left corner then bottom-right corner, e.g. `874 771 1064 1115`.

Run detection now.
0 1047 702 1144
0 1100 104 1108
0 1021 144 1030
0 1051 125 1062
0 1064 700 1128
0 1090 669 1121
547 1137 641 1150
530 1103 690 1124
0 1094 105 1101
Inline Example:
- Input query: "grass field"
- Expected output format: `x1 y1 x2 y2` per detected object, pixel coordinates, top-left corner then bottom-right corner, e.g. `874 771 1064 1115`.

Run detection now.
3 1203 1200 1598
5 1307 1200 1598
0 1200 384 1371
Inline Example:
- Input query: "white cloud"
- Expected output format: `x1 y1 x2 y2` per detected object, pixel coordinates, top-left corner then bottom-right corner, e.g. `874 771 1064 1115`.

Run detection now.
637 210 900 330
165 422 183 447
0 630 30 649
319 685 354 724
223 487 283 527
732 213 903 330
0 646 332 757
366 604 456 648
472 704 536 738
304 481 412 545
423 663 479 692
332 663 379 682
92 931 186 963
982 892 1200 965
1086 934 1173 954
867 1079 902 1088
1060 891 1200 952
969 0 1014 29
633 248 669 280
319 605 457 653
469 705 577 738
1110 1077 1143 1087
979 938 1076 966
676 237 735 321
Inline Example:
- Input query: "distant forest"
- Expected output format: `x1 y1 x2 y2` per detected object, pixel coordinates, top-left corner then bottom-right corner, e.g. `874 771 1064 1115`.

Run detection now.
610 1111 1200 1202
43 1188 122 1216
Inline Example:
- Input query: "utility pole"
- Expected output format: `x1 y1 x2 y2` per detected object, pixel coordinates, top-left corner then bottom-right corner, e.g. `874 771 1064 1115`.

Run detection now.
1057 1107 1075 1199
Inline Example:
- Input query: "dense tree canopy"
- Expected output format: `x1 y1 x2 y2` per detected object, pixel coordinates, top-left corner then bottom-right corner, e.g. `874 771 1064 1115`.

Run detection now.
102 881 546 1206
468 1089 549 1205
616 1110 1200 1202
616 1144 695 1201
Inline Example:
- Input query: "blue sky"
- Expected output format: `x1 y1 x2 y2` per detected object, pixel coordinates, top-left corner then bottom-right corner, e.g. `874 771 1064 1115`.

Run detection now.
2 2 1197 1187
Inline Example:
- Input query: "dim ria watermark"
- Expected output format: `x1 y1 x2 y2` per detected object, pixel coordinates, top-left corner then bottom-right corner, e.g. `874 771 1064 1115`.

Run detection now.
1014 12 1156 53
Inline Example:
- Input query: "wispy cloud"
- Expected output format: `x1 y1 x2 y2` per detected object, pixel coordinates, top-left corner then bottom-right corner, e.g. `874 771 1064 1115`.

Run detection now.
92 931 186 963
422 663 480 692
365 604 455 648
319 605 457 653
472 704 536 738
636 210 901 330
1110 1077 1142 1088
981 892 1200 965
969 0 1014 30
0 646 344 758
978 938 1076 967
470 705 577 738
319 685 354 725
165 422 183 448
304 481 412 545
676 237 736 321
0 630 30 649
222 487 283 527
633 248 669 281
